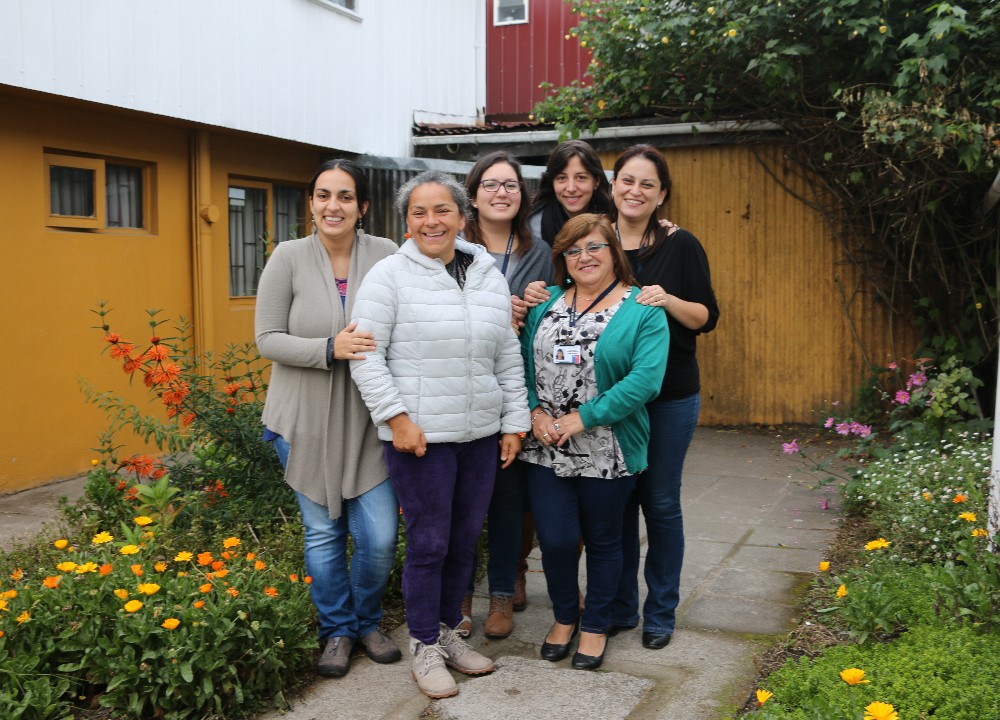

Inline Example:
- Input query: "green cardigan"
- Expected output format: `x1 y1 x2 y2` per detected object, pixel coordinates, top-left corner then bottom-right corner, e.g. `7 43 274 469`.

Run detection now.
520 286 670 475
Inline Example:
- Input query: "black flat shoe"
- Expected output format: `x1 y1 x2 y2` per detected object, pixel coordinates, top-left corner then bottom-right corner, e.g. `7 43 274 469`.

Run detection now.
607 624 636 637
540 621 579 662
642 631 672 650
571 633 607 670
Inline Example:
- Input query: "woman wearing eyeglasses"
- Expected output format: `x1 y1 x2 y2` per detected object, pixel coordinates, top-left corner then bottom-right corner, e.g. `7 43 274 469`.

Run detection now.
606 145 719 651
457 152 554 640
518 214 668 670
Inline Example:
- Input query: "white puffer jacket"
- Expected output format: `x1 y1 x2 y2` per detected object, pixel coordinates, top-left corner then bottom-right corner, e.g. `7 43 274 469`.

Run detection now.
350 237 530 443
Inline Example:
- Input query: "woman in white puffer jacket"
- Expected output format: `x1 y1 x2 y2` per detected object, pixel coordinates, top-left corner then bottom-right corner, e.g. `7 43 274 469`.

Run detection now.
349 170 530 699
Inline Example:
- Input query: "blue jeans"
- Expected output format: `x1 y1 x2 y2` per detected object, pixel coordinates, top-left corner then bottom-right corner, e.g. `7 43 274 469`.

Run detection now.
271 436 399 642
384 435 498 646
527 463 635 635
610 393 700 635
483 460 528 596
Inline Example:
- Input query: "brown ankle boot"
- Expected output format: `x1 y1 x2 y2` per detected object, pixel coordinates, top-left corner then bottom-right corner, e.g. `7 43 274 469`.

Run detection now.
512 569 527 612
513 513 534 611
483 594 514 639
457 593 473 637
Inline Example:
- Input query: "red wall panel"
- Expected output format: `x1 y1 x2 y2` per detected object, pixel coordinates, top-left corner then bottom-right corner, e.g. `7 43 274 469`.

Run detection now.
486 0 589 118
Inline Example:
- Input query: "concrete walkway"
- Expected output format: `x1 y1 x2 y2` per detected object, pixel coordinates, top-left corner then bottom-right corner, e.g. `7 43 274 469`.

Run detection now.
0 427 840 720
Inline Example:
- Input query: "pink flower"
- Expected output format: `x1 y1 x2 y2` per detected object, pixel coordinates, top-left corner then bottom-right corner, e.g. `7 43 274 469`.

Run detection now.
835 422 852 435
824 417 835 428
853 424 873 438
887 361 898 370
895 390 910 404
782 439 799 455
907 371 927 388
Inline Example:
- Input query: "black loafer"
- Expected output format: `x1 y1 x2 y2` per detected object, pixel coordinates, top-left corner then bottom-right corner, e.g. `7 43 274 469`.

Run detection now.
642 631 672 650
571 633 607 670
607 624 636 637
540 620 579 662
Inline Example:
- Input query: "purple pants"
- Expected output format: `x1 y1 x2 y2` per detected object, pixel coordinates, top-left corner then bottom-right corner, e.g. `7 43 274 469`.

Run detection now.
385 434 499 645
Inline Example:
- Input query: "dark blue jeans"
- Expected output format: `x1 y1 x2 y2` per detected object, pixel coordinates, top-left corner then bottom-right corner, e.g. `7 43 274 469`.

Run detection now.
485 460 528 596
610 393 700 635
385 435 498 646
527 463 635 635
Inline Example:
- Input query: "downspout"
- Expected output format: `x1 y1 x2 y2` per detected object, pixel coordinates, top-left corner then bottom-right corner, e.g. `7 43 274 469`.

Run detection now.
191 129 217 365
985 168 1000 547
980 167 1000 217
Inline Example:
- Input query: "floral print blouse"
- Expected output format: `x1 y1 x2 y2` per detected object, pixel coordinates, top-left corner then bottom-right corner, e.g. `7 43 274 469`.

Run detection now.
520 291 631 478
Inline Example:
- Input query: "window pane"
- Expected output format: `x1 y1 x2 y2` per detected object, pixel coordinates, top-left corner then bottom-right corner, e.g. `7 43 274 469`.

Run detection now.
274 185 306 244
229 186 268 296
106 164 144 228
50 166 96 217
496 0 527 24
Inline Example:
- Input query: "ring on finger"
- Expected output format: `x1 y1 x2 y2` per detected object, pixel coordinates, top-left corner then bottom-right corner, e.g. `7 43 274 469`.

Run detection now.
554 422 561 432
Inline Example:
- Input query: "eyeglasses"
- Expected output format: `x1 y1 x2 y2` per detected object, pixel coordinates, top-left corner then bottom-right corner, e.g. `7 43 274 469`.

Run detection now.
563 243 609 259
480 180 522 194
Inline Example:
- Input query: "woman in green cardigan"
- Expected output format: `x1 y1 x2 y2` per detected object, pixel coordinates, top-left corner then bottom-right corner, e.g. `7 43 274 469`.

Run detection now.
519 214 669 671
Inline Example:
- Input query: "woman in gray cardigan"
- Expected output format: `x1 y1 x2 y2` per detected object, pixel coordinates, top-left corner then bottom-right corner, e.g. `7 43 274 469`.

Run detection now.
255 160 401 680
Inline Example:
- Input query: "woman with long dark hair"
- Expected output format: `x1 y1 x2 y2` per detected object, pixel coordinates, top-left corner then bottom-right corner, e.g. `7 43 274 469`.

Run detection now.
459 151 553 639
606 144 720 650
255 159 402 679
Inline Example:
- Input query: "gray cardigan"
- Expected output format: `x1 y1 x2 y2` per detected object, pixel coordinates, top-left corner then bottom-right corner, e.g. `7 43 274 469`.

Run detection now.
255 230 398 518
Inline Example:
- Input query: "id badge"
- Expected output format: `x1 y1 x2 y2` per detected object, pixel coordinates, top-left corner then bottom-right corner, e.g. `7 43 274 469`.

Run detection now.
553 344 581 364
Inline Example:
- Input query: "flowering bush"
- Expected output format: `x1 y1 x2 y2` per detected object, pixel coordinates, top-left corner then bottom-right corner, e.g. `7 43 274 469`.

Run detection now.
0 518 315 719
747 625 1000 719
74 303 293 534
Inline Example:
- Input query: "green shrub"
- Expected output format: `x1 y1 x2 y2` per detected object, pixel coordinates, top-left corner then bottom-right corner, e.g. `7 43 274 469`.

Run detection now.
0 518 315 719
753 625 1000 719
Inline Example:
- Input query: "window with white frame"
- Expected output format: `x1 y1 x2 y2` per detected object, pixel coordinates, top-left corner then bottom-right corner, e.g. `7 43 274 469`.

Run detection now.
228 181 306 296
308 0 360 17
45 152 150 231
494 0 528 25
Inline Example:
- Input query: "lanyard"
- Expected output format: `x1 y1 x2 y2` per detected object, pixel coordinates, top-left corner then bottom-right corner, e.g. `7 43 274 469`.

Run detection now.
568 278 620 328
499 231 515 276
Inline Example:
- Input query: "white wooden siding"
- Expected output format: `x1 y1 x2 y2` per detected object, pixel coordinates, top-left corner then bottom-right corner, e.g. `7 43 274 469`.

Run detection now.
0 0 484 157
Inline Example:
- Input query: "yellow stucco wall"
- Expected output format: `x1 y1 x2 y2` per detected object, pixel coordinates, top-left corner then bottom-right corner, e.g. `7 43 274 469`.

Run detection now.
0 88 323 494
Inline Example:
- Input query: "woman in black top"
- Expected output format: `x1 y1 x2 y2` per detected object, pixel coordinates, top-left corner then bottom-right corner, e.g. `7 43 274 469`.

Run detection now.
606 144 720 650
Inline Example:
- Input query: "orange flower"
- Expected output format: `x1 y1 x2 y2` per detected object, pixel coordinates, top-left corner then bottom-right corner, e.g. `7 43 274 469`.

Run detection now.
215 568 229 579
952 493 967 503
756 689 773 706
840 668 870 685
264 586 279 597
181 412 197 427
154 562 168 573
221 551 232 561
245 552 256 561
143 344 170 362
254 560 267 571
124 600 143 613
0 630 4 638
109 341 135 359
819 561 830 572
53 539 69 549
223 537 241 549
16 611 31 624
9 568 24 581
137 583 161 596
114 588 130 600
0 590 16 600
161 618 180 630
289 574 299 583
130 564 144 577
133 516 154 527
197 552 214 566
211 561 225 571
305 576 313 584
836 584 848 598
193 600 205 609
99 563 113 576
199 583 213 593
43 575 62 589
227 587 240 598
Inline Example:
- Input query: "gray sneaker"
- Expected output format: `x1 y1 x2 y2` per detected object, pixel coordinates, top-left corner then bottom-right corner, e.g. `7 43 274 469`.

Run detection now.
410 639 458 698
359 627 402 663
439 624 495 675
316 636 353 678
